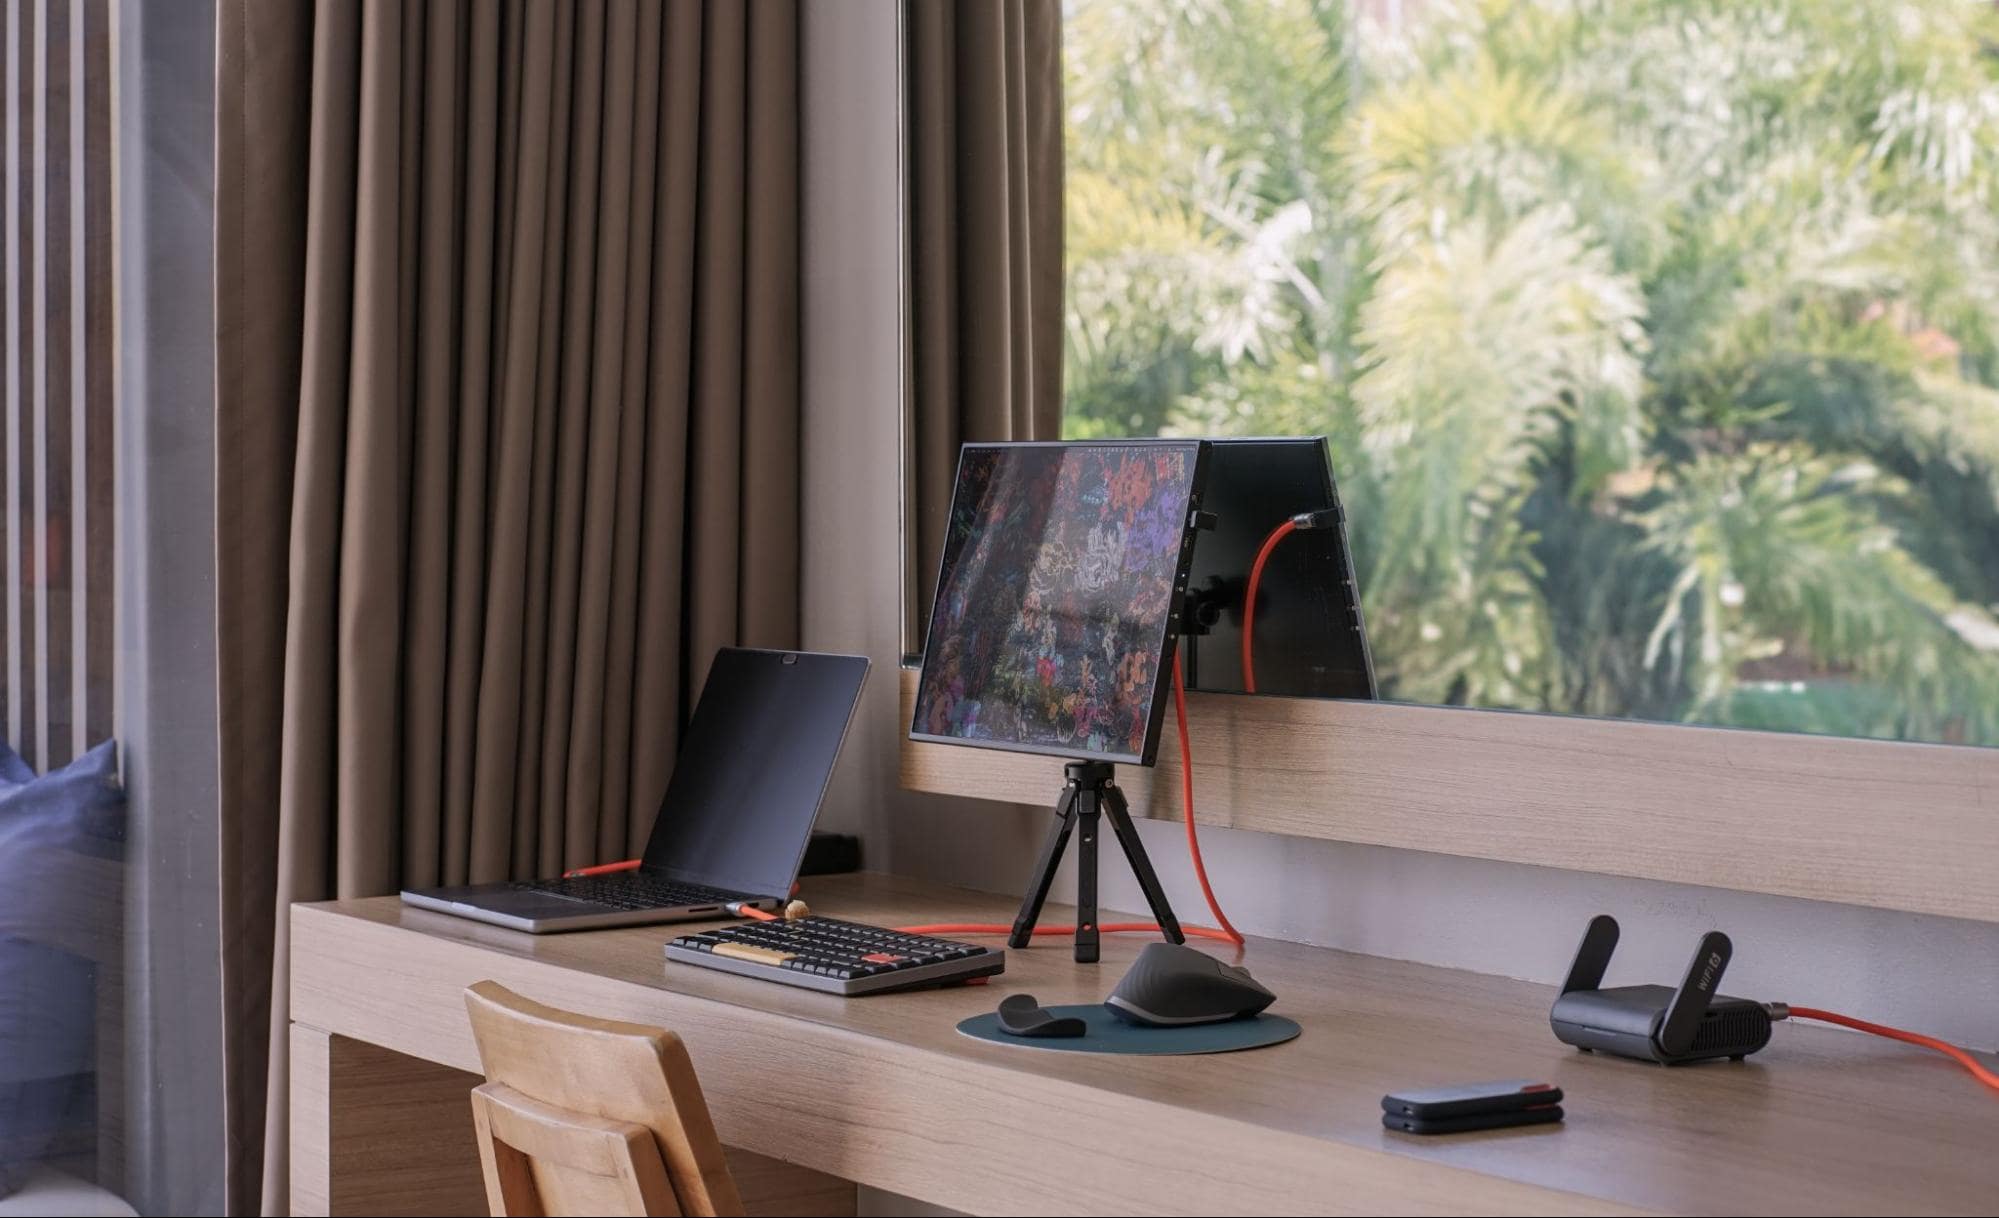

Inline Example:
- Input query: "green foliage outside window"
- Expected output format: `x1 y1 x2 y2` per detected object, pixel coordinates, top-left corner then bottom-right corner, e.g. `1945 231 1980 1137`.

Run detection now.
1065 0 1999 745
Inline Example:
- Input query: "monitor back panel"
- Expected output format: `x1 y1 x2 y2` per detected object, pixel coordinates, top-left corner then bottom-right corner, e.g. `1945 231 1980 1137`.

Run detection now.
1183 437 1376 700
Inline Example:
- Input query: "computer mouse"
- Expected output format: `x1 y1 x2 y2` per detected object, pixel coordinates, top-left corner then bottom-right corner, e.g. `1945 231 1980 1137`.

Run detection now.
1104 941 1276 1026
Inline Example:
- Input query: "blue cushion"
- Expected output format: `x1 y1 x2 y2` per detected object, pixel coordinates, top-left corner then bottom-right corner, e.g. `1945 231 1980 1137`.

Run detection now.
0 740 123 1198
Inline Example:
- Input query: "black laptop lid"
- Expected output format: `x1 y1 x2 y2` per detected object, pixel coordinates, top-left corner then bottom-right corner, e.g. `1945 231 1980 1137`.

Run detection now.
640 648 869 897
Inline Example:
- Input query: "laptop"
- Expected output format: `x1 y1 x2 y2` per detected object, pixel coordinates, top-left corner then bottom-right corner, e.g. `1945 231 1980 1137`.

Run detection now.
401 647 870 933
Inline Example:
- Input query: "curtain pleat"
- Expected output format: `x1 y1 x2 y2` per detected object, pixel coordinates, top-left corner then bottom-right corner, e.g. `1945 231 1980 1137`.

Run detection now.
506 0 564 882
399 0 463 887
214 2 802 1212
214 0 308 1204
688 3 747 691
903 0 1064 639
440 0 501 891
598 0 665 863
741 0 801 650
629 0 705 862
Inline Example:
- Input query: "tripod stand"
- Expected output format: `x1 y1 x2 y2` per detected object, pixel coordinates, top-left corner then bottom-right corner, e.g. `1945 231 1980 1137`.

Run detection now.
1009 760 1185 963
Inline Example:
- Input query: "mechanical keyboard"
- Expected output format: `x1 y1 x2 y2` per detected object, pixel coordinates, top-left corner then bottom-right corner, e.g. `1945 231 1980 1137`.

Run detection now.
665 917 1005 995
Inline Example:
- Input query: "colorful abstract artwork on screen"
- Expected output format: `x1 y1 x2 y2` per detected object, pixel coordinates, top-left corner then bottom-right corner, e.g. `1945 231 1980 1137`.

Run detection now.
914 442 1202 762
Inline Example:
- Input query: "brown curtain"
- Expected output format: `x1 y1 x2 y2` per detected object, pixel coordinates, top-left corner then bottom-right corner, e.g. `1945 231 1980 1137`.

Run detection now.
213 2 800 1213
904 0 1064 637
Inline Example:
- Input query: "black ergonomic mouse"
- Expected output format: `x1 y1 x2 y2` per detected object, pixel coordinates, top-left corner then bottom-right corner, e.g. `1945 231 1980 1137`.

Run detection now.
1104 941 1276 1026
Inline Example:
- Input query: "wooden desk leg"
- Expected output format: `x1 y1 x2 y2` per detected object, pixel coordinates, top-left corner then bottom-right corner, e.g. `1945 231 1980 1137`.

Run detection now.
289 1023 489 1216
290 1022 856 1217
725 1148 858 1217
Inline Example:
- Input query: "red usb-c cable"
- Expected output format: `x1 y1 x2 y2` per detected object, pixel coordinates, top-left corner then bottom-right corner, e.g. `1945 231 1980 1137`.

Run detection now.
1242 509 1343 693
1776 1005 1999 1095
1242 519 1298 694
1172 649 1241 944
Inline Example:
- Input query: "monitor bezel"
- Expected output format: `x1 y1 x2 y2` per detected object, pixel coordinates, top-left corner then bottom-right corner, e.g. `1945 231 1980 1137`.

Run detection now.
909 438 1212 768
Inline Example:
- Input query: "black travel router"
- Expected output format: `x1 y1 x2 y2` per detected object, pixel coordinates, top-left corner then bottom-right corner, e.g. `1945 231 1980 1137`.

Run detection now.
1549 914 1772 1065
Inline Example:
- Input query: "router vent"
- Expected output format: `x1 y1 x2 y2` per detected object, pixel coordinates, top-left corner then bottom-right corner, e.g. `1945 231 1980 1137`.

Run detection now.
1693 1006 1769 1054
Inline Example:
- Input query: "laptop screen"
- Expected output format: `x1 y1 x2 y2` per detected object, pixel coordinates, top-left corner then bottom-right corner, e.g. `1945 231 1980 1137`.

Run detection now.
641 648 869 898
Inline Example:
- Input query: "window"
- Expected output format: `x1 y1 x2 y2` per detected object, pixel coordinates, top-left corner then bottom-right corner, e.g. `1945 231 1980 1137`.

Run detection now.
0 0 123 1205
1064 0 1999 747
3 4 223 1212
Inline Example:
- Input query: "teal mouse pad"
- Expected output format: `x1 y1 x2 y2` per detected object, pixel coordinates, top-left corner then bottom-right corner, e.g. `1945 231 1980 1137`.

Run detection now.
957 1004 1301 1054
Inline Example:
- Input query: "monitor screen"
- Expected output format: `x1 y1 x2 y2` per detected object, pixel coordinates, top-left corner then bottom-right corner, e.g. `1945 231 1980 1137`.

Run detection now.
911 441 1209 765
1180 437 1377 700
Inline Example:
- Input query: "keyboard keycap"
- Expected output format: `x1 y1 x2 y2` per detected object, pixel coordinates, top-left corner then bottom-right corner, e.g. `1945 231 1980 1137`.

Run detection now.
713 943 797 966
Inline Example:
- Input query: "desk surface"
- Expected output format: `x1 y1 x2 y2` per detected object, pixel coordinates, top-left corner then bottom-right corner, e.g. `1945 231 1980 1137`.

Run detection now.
291 872 1998 1217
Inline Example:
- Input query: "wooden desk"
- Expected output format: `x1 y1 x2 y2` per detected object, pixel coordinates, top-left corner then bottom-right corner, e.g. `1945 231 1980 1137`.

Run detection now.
290 872 1998 1216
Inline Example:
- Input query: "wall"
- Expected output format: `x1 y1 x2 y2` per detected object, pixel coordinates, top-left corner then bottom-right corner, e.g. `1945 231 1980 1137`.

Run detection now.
798 1 1999 1074
799 0 906 853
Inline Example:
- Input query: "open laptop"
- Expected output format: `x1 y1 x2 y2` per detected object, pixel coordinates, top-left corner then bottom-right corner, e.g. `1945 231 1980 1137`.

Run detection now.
401 647 869 933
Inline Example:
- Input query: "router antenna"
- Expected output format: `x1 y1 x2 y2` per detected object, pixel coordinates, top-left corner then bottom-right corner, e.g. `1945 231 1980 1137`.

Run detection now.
1657 931 1733 1057
1561 914 1620 995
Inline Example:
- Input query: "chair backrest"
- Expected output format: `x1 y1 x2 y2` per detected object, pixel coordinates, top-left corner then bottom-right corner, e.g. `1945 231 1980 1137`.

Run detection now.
462 981 744 1217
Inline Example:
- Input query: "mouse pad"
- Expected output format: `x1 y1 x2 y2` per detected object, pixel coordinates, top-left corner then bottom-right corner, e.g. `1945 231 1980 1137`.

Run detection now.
956 1004 1301 1055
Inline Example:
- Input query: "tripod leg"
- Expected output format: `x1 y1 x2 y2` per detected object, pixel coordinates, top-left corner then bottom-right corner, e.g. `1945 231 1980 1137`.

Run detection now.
1102 784 1186 945
1074 787 1101 964
1009 785 1078 948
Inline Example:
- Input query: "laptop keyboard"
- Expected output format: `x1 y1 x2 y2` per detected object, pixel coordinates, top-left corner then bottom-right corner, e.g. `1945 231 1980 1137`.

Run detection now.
518 873 749 912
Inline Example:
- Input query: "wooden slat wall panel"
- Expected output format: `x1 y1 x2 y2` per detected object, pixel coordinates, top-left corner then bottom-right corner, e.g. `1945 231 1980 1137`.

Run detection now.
6 2 30 760
0 0 110 773
80 0 106 750
0 6 9 752
39 0 63 766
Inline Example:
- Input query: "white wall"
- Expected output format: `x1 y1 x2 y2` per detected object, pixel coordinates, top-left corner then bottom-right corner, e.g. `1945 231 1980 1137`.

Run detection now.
798 1 1999 1084
800 0 908 854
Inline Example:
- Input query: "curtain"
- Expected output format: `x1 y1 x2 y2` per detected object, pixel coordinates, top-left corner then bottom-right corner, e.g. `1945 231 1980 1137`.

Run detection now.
903 0 1064 638
214 2 801 1213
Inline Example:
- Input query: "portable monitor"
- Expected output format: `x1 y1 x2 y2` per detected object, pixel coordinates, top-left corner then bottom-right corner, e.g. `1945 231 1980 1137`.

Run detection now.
911 440 1211 962
910 440 1211 767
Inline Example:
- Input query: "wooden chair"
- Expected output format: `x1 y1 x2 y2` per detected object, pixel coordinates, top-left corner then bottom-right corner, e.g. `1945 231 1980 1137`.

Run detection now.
462 981 746 1217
